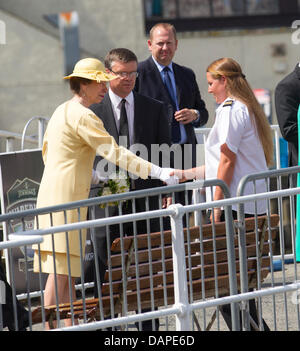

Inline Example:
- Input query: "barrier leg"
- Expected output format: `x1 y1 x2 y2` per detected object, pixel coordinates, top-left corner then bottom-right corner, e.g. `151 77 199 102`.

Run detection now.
169 204 191 331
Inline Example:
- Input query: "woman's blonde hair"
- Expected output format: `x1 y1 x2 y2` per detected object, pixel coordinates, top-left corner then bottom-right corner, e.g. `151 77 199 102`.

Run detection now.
207 58 273 167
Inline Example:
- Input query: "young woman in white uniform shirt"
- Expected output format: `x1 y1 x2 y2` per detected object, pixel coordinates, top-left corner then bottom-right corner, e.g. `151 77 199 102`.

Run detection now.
173 57 273 222
172 57 273 330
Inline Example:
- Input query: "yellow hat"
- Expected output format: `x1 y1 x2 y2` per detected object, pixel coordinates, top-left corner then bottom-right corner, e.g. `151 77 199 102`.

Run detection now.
63 58 116 82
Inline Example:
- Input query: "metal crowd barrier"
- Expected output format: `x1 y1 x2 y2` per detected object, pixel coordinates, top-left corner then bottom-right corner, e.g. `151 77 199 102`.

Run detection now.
0 130 37 152
0 180 230 331
0 116 49 152
236 166 300 331
1 179 300 331
237 166 300 259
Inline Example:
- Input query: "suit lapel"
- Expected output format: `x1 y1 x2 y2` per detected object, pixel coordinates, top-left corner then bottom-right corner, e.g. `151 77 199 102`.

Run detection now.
133 92 142 144
147 56 163 83
295 64 300 80
148 57 181 109
147 57 173 104
101 94 118 142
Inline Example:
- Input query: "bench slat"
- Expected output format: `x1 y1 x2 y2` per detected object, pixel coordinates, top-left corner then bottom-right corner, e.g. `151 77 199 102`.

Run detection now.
105 240 274 282
110 215 279 252
109 229 277 268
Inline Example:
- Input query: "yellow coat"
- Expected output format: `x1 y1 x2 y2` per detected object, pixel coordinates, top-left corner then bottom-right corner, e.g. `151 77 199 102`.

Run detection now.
33 100 151 277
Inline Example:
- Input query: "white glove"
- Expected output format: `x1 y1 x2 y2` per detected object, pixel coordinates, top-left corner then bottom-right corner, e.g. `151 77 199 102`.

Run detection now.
150 164 179 186
91 169 109 185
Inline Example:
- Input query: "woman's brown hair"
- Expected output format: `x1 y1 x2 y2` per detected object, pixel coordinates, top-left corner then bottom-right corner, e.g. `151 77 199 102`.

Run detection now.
207 58 273 167
69 76 92 94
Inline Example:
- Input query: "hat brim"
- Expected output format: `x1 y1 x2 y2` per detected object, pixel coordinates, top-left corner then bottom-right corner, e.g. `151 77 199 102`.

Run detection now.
63 71 117 82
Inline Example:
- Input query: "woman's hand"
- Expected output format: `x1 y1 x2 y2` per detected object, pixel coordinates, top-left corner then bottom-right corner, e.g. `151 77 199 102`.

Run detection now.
169 169 187 182
170 166 205 183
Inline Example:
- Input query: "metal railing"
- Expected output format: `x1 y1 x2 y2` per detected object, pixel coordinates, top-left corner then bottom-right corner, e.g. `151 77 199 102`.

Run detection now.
0 130 37 152
2 186 300 331
1 178 300 331
237 166 300 260
0 117 49 152
0 123 282 163
0 179 234 331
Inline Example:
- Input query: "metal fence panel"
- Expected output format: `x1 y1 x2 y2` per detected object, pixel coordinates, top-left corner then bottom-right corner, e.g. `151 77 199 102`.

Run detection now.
1 179 300 331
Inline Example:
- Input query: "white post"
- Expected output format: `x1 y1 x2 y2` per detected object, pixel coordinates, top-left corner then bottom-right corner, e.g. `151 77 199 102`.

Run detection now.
38 118 46 148
273 127 281 169
6 137 14 152
169 204 191 331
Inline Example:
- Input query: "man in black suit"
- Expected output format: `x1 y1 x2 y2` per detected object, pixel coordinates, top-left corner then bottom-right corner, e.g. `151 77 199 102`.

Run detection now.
135 23 208 180
89 48 171 331
275 63 300 179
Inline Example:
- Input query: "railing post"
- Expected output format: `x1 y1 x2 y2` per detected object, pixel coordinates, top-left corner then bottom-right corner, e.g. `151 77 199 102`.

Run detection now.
21 116 49 150
192 189 201 226
169 204 191 331
6 137 14 152
237 203 250 330
38 118 47 148
273 126 281 169
223 204 240 331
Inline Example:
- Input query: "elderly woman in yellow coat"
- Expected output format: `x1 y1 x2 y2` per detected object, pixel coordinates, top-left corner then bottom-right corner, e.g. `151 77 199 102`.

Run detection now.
33 58 177 326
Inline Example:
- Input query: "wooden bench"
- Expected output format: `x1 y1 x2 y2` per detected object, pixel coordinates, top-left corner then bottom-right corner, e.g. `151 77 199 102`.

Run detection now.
31 214 279 329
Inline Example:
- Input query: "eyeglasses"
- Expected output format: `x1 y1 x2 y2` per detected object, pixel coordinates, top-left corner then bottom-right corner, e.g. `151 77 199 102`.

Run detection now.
99 81 109 88
110 70 139 78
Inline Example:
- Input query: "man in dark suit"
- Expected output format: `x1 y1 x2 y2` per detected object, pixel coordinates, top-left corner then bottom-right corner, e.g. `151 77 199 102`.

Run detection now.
89 48 171 331
135 23 208 180
275 64 300 178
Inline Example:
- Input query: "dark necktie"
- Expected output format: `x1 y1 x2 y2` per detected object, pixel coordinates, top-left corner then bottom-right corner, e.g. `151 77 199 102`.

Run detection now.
119 98 135 189
119 98 129 147
163 67 181 143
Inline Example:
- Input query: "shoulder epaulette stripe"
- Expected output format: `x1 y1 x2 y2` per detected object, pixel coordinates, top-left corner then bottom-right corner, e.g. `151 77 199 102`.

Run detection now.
223 100 233 107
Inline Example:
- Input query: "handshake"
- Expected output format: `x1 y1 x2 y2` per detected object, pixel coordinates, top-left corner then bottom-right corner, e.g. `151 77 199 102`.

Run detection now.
150 164 179 186
92 165 179 186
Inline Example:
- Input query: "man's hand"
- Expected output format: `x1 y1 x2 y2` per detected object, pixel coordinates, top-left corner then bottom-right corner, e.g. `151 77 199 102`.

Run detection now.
174 108 198 125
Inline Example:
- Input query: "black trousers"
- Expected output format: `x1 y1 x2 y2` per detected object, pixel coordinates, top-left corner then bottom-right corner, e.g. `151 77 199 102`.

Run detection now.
0 261 29 331
220 296 270 331
219 210 270 331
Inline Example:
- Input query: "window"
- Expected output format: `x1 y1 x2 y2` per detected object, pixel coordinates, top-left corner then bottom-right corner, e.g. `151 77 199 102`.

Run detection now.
144 0 299 33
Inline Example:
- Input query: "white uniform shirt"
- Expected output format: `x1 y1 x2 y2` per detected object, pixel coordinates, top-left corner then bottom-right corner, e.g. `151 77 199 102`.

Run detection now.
205 98 268 214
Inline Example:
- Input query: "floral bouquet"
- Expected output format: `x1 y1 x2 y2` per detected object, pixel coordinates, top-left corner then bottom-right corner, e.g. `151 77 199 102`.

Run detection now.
97 170 130 208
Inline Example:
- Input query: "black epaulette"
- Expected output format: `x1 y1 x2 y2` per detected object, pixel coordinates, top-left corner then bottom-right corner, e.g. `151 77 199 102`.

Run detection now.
223 100 234 107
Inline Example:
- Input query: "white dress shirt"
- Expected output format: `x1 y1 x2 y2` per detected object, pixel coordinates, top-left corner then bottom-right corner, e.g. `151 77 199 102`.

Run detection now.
109 89 134 146
151 56 188 144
